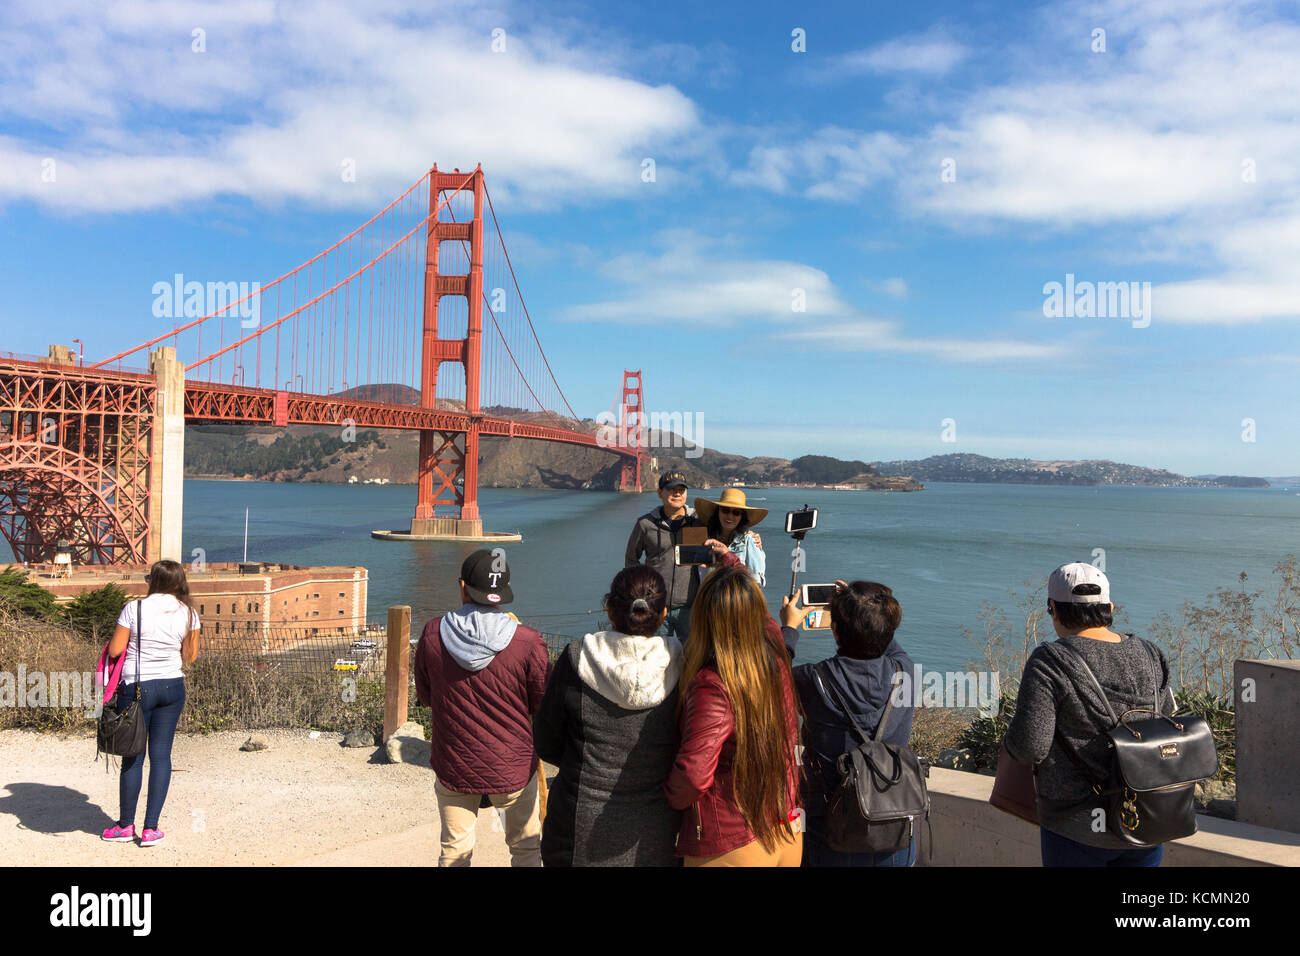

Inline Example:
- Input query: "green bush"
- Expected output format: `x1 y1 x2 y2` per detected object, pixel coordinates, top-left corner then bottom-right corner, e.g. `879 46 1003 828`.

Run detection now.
0 568 60 620
1173 689 1235 782
958 690 1018 772
62 583 129 644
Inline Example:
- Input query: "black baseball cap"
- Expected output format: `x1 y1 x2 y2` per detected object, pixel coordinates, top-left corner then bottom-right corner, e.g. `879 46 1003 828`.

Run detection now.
460 548 514 606
658 471 689 491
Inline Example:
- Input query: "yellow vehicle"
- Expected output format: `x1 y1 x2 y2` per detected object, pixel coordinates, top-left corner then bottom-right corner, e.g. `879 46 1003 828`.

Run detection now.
333 659 359 671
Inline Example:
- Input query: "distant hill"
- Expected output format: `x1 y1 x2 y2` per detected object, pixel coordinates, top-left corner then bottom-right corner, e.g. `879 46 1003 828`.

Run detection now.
335 383 419 405
873 454 1269 487
183 400 922 491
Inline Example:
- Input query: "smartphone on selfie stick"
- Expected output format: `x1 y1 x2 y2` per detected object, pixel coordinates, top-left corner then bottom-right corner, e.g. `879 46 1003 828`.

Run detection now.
786 505 818 600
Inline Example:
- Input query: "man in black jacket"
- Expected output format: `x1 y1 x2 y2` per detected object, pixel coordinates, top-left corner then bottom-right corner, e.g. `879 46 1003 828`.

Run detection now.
624 471 702 641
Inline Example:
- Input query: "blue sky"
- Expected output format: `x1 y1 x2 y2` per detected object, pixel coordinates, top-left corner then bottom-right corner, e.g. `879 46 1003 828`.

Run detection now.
2 0 1298 475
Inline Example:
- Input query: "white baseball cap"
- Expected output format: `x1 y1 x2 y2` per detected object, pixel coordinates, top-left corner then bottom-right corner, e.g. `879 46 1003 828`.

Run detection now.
1048 563 1110 604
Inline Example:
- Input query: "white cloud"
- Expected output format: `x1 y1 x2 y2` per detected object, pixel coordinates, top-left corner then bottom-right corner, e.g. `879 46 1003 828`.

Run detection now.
0 0 701 213
866 277 909 298
564 231 1066 363
564 231 855 325
732 128 905 199
836 34 968 75
778 319 1068 363
1150 207 1300 324
739 0 1300 326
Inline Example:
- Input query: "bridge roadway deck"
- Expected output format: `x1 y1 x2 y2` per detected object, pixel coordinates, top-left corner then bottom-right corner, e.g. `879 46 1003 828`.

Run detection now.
0 358 621 454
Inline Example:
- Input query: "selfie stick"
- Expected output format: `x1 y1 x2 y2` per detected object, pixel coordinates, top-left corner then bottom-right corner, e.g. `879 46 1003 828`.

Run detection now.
789 504 811 599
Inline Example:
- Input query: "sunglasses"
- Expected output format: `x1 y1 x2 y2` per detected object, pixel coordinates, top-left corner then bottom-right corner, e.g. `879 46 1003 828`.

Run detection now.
717 507 744 516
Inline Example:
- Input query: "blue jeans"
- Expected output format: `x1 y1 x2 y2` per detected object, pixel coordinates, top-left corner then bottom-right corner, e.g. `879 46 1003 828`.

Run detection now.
801 823 916 867
116 677 186 831
1040 828 1163 867
661 605 692 643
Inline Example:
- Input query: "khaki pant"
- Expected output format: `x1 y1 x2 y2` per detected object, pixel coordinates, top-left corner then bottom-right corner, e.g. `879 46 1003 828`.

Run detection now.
685 829 803 867
433 775 542 867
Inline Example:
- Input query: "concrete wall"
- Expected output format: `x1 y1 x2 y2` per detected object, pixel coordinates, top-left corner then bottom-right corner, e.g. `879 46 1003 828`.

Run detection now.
923 768 1300 866
148 347 186 562
1235 659 1300 833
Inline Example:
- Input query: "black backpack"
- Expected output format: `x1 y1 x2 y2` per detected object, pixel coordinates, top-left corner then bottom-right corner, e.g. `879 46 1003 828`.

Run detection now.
1055 641 1218 847
811 660 930 855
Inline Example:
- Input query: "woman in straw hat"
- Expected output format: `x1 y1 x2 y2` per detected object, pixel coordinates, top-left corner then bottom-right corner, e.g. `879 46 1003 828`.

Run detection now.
694 488 767 586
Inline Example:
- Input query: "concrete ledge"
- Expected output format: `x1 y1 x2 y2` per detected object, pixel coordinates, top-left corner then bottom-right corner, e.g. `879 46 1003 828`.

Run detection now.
371 529 523 543
924 767 1300 866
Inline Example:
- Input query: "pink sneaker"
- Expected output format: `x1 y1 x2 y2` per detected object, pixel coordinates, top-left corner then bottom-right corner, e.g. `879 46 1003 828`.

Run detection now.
139 828 164 847
102 824 135 842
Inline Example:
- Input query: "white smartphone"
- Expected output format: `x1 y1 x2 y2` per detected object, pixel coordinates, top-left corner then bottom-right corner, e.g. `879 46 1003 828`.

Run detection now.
802 583 837 606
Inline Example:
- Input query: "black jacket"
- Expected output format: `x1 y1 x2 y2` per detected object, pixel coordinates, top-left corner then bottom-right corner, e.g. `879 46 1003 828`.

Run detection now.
534 636 682 867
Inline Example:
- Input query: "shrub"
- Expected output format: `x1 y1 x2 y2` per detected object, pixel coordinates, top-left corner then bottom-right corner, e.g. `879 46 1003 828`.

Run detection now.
909 706 975 763
0 614 100 733
0 567 60 620
62 583 129 644
957 690 1018 773
1174 689 1235 782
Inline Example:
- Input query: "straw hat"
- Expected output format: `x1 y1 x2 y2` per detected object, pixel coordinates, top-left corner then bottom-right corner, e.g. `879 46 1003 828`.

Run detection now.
694 488 769 526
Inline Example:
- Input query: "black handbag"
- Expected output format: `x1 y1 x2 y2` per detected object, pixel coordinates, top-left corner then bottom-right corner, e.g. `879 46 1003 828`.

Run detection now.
1056 641 1218 847
812 660 930 855
97 600 147 759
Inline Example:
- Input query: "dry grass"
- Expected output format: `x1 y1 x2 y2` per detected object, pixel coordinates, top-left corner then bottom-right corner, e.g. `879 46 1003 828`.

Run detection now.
909 706 974 763
0 614 101 733
0 611 394 736
181 655 388 734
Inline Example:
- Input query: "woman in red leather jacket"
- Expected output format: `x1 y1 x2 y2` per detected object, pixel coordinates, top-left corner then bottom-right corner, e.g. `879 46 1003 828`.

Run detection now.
663 564 802 866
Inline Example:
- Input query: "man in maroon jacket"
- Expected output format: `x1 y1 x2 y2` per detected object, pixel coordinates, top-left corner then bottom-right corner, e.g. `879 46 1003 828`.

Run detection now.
414 548 550 866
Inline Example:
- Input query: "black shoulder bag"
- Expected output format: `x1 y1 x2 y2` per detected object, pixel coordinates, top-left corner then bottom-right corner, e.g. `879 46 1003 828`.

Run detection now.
812 660 930 855
97 599 148 759
1055 640 1217 847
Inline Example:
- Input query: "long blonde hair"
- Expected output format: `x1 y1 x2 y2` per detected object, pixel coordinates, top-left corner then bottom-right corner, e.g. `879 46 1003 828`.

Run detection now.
678 566 800 851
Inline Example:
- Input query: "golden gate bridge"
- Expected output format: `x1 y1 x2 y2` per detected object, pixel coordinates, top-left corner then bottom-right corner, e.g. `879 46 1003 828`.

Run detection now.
0 165 647 565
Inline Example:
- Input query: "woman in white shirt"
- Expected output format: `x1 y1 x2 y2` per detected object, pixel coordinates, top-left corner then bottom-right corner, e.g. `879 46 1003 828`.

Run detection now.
101 560 200 847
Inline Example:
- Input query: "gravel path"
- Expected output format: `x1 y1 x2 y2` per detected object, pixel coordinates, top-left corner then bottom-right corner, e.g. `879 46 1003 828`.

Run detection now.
0 728 516 866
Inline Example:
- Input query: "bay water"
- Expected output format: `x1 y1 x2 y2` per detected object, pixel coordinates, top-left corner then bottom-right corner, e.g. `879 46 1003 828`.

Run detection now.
181 480 1300 675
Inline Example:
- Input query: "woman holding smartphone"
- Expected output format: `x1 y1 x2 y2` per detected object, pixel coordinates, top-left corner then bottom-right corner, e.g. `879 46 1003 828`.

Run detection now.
101 560 201 847
694 489 766 586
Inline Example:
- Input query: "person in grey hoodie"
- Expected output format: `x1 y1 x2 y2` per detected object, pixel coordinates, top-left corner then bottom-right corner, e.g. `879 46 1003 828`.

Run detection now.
533 565 683 866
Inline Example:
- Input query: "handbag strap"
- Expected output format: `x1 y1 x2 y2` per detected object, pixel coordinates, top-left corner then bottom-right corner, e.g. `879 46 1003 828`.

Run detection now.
134 599 142 699
1054 640 1118 726
1052 638 1162 794
1136 637 1177 714
813 658 902 745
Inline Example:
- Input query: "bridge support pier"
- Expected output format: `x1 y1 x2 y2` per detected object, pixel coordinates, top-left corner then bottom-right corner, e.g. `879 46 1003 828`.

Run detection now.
148 347 186 563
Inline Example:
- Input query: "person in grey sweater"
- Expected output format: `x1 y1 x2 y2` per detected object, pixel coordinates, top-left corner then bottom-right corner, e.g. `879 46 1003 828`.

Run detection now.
533 565 683 866
1004 563 1175 867
624 471 704 641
